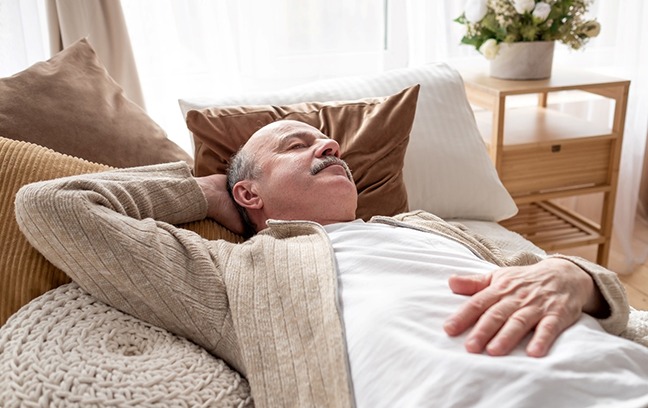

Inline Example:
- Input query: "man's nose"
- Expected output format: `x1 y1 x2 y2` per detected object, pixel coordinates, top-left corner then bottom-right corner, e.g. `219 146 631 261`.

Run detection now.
315 138 341 158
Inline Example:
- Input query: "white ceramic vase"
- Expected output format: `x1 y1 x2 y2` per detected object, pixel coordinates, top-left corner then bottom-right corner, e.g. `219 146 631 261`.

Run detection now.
490 41 555 80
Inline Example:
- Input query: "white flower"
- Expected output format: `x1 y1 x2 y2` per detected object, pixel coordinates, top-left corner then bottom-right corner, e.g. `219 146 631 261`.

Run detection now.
512 0 535 14
479 39 500 60
464 0 488 23
582 20 601 37
532 2 551 23
456 0 600 53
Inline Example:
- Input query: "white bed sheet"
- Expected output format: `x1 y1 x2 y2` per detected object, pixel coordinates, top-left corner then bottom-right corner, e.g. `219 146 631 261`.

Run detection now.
327 219 648 408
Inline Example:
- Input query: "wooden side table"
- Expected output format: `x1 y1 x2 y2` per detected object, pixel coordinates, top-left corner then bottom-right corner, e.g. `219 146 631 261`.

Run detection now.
460 68 630 267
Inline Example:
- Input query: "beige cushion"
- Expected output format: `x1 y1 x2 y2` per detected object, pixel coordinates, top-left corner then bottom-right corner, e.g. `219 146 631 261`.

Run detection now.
186 85 420 220
0 137 240 326
0 38 192 169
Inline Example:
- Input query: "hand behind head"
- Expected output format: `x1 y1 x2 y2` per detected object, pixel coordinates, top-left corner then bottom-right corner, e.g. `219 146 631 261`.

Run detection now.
195 173 246 236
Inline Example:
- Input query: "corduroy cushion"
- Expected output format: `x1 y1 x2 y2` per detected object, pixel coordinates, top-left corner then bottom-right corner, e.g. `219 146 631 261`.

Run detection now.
187 85 420 220
0 38 192 169
0 137 241 326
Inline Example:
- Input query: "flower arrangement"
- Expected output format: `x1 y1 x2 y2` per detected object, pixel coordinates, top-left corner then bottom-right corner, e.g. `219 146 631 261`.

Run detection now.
456 0 601 60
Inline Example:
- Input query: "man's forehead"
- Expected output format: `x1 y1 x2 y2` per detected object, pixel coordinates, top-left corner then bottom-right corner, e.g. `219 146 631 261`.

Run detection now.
272 120 325 135
277 128 329 143
248 120 328 146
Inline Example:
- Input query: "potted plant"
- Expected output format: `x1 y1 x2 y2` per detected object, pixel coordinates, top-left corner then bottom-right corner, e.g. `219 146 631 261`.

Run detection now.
455 0 601 79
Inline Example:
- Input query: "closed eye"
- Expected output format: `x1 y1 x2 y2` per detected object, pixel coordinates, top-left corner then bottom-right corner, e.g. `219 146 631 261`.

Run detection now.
289 143 307 150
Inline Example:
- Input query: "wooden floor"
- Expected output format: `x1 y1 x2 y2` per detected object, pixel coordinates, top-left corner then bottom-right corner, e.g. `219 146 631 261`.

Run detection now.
558 216 648 310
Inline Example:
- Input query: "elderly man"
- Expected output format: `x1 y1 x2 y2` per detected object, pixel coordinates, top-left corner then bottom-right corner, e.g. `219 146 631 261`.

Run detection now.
15 120 648 407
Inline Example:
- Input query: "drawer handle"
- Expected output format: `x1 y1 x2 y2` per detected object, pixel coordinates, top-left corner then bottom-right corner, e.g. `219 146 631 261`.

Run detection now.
551 144 562 153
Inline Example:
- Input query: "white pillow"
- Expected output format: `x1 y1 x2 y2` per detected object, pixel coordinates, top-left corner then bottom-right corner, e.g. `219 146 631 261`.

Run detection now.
179 63 517 221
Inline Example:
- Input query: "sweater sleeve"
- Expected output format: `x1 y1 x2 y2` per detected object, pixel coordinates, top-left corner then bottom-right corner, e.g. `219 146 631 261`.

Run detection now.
14 161 243 373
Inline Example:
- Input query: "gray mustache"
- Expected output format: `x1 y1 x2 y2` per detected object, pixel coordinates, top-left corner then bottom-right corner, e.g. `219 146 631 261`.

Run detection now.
311 156 353 180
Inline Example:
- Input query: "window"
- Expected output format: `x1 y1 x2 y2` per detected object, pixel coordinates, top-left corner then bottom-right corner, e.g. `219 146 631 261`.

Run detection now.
0 0 49 77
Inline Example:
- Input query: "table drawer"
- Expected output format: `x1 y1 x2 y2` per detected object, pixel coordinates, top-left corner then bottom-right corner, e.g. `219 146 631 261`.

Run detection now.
499 138 612 196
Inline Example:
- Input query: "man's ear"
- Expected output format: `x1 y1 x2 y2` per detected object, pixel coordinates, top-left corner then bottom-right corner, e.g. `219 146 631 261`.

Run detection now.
232 180 263 210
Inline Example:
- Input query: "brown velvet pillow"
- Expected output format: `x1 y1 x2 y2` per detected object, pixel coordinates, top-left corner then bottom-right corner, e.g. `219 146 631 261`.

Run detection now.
0 137 240 326
186 85 420 220
0 38 192 168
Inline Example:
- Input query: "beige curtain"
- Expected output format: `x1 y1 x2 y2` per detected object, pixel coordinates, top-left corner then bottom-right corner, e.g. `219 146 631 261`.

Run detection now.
47 0 145 109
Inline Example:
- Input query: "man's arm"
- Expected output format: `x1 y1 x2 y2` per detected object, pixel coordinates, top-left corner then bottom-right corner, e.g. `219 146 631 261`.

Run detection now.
14 162 243 373
444 256 629 357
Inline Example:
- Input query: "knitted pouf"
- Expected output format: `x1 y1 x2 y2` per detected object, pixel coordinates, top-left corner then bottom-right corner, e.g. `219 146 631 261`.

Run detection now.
0 283 252 407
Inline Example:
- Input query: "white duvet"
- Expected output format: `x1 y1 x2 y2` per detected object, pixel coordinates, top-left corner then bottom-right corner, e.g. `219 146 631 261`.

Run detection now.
326 221 648 408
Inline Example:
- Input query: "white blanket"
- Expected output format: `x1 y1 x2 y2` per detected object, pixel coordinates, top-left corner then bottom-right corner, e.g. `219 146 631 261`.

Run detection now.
326 220 648 408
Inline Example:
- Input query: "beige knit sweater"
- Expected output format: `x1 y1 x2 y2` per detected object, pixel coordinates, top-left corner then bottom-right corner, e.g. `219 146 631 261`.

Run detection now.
15 162 629 408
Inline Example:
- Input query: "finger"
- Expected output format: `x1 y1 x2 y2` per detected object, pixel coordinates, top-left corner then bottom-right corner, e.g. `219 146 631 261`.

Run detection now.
485 307 543 356
444 287 500 337
463 300 520 353
448 273 491 296
526 314 566 358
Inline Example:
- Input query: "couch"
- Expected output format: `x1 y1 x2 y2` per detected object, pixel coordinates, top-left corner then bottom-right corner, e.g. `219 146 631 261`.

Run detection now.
1 38 647 407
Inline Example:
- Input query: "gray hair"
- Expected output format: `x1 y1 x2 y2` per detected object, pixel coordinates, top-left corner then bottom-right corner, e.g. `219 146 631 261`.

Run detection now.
226 147 260 237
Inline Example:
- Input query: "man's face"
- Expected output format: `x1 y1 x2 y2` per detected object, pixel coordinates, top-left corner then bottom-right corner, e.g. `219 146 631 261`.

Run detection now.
238 120 358 226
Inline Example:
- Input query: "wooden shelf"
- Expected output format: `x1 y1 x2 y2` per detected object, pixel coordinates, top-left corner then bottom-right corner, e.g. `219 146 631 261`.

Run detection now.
500 201 605 251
